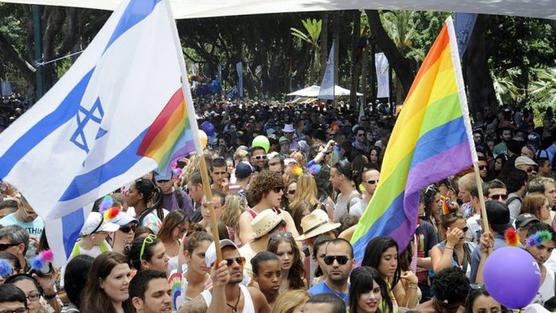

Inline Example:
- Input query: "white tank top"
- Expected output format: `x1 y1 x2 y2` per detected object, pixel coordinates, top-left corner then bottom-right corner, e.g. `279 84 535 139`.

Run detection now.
200 285 255 313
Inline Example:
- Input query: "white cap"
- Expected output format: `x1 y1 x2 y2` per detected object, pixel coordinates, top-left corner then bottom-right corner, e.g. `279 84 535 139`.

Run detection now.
515 156 537 167
111 211 138 226
205 239 239 267
80 212 120 236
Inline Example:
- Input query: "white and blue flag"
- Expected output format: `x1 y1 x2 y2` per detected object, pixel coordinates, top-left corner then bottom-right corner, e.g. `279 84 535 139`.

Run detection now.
0 0 189 266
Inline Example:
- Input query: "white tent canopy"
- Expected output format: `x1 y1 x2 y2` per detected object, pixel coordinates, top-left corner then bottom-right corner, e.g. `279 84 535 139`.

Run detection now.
1 0 555 20
287 85 363 97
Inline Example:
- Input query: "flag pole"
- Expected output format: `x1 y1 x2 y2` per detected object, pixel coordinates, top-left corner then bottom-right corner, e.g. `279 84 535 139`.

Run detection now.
446 16 490 238
162 0 222 263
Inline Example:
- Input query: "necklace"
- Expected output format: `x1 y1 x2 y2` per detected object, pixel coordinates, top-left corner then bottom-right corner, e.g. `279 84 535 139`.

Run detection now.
226 289 241 313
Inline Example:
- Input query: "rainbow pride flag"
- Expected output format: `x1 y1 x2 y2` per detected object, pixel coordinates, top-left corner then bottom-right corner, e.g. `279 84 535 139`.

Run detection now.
351 17 477 262
137 87 197 174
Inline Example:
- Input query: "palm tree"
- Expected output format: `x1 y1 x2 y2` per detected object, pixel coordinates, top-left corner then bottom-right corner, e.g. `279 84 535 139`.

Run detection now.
291 18 322 84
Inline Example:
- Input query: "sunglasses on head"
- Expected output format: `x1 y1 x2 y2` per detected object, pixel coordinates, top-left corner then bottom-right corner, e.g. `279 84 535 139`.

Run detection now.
323 255 350 265
367 180 378 185
225 257 245 266
255 155 267 160
270 232 293 241
140 234 157 261
0 242 19 251
119 224 137 233
490 194 508 201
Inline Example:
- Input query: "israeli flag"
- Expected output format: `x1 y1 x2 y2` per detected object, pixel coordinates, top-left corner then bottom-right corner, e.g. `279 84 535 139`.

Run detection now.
0 0 187 265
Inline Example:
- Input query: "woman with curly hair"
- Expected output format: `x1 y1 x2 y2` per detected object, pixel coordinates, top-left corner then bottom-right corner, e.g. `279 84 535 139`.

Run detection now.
416 267 470 313
238 170 300 244
267 232 306 291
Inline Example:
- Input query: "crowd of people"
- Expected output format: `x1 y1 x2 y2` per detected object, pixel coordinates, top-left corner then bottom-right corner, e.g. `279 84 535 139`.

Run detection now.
0 98 555 313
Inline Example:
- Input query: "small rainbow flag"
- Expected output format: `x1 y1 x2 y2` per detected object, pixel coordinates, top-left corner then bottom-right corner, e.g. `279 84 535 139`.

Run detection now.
137 88 197 174
351 17 476 262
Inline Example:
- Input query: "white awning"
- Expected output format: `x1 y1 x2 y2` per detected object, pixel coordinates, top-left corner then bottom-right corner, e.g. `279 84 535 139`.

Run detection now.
1 0 555 20
287 85 363 97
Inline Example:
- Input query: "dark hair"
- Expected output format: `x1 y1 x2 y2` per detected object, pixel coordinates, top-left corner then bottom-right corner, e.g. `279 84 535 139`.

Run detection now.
0 225 29 256
526 222 556 238
212 189 227 206
129 236 162 270
268 233 305 289
529 177 555 194
313 235 333 277
81 252 130 313
544 296 556 312
306 294 346 313
64 255 94 308
211 157 227 171
250 170 284 204
349 266 392 313
0 283 27 306
361 236 400 287
484 179 506 196
500 169 528 194
4 274 43 295
186 231 213 254
432 267 470 306
465 288 501 313
188 171 203 185
422 185 439 221
440 211 465 230
133 178 163 221
129 270 167 300
0 251 21 272
251 251 279 275
334 159 354 182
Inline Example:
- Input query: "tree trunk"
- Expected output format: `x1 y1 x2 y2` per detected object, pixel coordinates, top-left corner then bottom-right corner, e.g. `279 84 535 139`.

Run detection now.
320 12 328 79
465 14 497 122
365 10 414 98
368 43 377 105
360 44 368 106
333 12 340 101
350 11 361 107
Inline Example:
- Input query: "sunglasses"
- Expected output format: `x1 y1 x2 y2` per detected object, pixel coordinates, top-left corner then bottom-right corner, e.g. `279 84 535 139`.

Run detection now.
140 234 157 262
254 155 267 160
461 227 469 233
288 189 296 195
225 257 245 266
26 292 41 302
490 194 508 201
270 232 293 241
323 255 350 265
0 243 19 251
366 180 378 185
357 133 365 137
157 179 170 183
479 165 488 170
268 162 280 166
119 224 137 234
526 167 537 173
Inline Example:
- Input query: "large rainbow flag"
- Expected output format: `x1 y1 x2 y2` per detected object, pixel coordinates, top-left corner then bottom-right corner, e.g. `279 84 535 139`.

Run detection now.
351 17 477 262
138 87 198 174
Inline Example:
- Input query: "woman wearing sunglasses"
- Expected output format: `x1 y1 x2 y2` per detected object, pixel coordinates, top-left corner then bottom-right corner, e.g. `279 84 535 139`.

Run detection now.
267 232 306 292
157 210 188 274
430 207 474 277
521 194 552 225
362 236 419 310
128 234 169 274
238 170 299 244
111 211 138 255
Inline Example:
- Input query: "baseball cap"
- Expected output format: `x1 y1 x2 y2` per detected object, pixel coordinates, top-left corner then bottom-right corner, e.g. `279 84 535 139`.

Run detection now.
155 170 174 181
514 213 540 229
111 211 138 226
205 239 239 267
80 212 120 236
235 162 254 179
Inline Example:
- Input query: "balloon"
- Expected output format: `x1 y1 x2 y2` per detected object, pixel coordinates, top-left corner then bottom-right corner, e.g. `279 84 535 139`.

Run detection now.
484 247 541 309
201 121 216 137
199 130 208 149
252 135 270 153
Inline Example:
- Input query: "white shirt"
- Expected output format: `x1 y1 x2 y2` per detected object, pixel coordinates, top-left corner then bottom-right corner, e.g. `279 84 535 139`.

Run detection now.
333 190 362 222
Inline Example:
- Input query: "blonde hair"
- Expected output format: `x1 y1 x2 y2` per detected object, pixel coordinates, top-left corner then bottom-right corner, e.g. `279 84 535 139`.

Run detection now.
290 173 319 209
270 290 309 313
222 194 246 231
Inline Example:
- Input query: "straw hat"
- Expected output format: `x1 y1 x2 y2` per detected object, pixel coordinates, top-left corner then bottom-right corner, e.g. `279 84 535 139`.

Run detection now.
252 209 284 239
295 209 341 241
